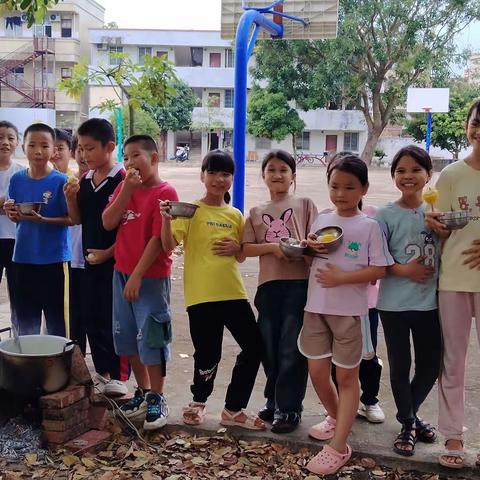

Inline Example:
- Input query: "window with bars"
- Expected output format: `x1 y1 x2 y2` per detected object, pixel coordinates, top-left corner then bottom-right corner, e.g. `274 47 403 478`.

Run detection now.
344 132 359 152
255 137 272 149
61 67 72 78
138 47 152 65
156 50 168 59
225 48 234 68
109 46 124 65
295 131 310 151
224 89 234 108
61 18 72 37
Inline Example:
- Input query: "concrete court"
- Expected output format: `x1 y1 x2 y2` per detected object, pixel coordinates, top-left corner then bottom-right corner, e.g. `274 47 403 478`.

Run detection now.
0 162 479 475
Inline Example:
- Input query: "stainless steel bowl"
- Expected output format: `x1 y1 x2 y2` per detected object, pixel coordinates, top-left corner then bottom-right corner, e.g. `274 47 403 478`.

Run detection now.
309 226 344 253
439 210 470 230
279 237 306 258
16 202 45 215
168 201 199 218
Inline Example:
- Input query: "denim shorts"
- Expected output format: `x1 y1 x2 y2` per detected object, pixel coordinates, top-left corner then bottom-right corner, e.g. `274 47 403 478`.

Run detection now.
113 271 172 367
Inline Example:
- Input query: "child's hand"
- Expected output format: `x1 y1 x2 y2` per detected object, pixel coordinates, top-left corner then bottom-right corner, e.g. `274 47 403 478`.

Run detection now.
159 200 175 220
315 263 346 287
4 200 19 222
402 256 435 283
270 243 289 261
63 181 80 201
212 237 241 256
306 233 329 255
123 273 142 301
85 248 110 265
18 211 43 223
462 239 480 270
124 168 142 191
425 211 449 236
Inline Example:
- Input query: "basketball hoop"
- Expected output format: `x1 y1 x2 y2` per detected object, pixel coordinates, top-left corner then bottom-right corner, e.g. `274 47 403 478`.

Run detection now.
422 107 432 113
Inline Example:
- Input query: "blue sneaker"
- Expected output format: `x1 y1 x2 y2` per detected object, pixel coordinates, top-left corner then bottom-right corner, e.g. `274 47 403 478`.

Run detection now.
144 392 169 430
119 387 147 420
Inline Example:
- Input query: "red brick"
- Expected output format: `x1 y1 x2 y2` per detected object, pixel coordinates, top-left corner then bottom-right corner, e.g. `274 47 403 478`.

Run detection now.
64 429 113 454
40 385 87 409
91 392 133 410
88 405 108 430
43 421 89 445
42 409 89 432
68 346 93 386
42 397 89 421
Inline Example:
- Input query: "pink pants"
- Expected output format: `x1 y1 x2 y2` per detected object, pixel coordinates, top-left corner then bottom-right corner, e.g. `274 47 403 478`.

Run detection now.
438 291 480 440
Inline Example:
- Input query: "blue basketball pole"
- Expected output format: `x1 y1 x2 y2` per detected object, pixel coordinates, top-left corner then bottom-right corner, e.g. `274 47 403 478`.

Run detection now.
233 1 306 212
116 106 123 162
425 111 432 153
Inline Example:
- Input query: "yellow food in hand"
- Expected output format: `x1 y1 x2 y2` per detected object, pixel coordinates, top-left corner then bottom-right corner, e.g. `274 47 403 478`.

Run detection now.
422 187 439 205
320 233 337 243
67 175 78 184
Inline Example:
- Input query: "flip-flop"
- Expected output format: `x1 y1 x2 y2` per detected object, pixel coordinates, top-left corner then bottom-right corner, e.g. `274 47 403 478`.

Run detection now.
306 444 352 475
308 415 336 441
182 402 206 425
220 409 266 430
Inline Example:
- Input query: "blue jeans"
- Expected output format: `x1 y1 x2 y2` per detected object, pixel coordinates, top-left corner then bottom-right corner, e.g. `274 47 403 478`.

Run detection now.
254 280 308 415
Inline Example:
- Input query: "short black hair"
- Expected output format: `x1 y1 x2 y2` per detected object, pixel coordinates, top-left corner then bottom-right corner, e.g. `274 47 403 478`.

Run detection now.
24 123 55 142
77 118 115 146
54 128 72 150
0 120 19 139
262 149 296 174
124 134 158 153
390 145 432 177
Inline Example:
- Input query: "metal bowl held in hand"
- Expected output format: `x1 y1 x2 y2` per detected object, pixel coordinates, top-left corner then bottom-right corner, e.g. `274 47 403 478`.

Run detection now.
439 210 470 230
168 201 198 218
0 328 75 397
279 237 306 259
15 202 45 215
308 226 344 254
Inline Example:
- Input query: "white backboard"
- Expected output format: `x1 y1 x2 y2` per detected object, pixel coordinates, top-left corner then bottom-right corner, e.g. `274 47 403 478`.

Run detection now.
221 1 339 40
406 88 450 113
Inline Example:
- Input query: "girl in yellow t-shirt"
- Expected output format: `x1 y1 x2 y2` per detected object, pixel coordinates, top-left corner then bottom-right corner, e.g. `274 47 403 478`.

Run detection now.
160 149 265 431
426 99 480 470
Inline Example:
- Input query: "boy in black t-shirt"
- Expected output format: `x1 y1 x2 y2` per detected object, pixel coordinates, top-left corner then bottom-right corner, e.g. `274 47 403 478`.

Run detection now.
64 118 128 396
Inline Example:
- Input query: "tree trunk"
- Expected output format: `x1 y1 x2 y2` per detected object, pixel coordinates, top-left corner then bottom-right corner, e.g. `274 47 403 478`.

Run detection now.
361 129 382 165
159 130 167 162
292 133 297 159
128 104 135 135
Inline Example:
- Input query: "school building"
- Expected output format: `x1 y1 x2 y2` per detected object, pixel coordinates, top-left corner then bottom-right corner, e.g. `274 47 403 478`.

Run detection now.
88 28 368 160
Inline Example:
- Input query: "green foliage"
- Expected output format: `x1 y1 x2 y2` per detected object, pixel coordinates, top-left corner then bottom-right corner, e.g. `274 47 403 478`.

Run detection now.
0 0 59 27
253 0 480 162
143 80 199 133
110 106 160 139
247 87 305 144
405 83 480 158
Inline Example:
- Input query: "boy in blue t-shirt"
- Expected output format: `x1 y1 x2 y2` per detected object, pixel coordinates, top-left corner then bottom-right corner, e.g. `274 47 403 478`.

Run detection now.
5 123 71 336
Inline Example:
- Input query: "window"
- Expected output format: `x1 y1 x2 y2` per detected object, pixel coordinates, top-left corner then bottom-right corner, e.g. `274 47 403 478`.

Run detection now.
255 137 272 149
156 50 168 59
61 18 72 37
138 47 152 65
225 48 234 68
344 132 359 152
61 67 72 78
209 52 221 68
191 47 203 66
223 130 233 149
33 24 51 37
109 46 124 65
208 92 221 108
5 16 23 37
12 66 24 87
295 131 310 151
224 89 234 108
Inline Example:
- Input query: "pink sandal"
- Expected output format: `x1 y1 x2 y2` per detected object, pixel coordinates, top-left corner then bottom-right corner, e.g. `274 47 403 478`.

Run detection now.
308 415 336 440
182 402 206 425
307 444 352 475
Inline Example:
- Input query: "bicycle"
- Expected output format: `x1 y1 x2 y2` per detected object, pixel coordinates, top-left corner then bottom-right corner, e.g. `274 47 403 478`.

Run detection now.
295 151 329 166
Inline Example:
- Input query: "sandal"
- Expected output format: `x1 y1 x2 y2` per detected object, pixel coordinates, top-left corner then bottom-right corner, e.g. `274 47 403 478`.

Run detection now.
308 415 336 441
393 426 416 457
220 409 266 430
438 440 465 470
306 444 352 475
415 418 437 443
182 402 206 425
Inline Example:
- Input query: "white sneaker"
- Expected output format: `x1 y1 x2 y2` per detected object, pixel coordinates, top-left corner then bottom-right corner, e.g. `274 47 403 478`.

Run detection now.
103 379 129 397
358 403 385 423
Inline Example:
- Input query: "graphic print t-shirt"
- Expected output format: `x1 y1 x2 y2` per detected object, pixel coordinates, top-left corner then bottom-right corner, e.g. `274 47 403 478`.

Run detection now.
172 201 248 308
243 196 317 286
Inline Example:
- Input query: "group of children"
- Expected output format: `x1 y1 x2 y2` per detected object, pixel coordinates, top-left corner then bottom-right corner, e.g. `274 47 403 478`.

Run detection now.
0 98 479 474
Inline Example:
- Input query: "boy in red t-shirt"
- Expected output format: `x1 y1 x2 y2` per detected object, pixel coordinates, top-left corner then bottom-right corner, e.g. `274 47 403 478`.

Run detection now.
102 135 178 430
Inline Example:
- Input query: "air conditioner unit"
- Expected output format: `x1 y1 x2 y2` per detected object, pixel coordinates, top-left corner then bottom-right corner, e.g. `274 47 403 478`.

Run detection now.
50 14 60 22
20 14 28 22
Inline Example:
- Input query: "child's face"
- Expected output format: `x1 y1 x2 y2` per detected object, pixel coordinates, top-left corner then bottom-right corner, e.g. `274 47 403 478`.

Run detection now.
393 155 430 195
328 169 368 214
466 108 480 148
74 146 89 175
23 131 55 168
123 143 157 181
201 169 233 197
262 158 295 194
0 127 19 161
77 135 115 170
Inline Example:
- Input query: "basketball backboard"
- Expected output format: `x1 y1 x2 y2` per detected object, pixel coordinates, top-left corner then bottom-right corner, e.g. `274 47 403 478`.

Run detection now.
221 1 339 40
406 88 450 113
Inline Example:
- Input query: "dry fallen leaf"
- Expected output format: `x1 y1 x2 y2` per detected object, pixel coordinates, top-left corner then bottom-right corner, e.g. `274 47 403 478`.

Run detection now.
360 457 376 469
62 454 80 467
24 453 37 465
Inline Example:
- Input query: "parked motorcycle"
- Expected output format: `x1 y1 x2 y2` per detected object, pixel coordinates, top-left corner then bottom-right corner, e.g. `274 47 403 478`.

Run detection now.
171 145 189 162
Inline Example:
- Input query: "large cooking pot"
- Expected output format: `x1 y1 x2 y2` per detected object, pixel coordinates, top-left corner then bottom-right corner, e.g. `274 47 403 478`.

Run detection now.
0 328 75 397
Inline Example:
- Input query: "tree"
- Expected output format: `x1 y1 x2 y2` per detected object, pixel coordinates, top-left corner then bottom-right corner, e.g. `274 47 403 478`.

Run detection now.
253 0 480 164
405 83 480 159
143 80 199 160
247 87 305 156
0 0 59 26
110 106 160 141
58 53 177 134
